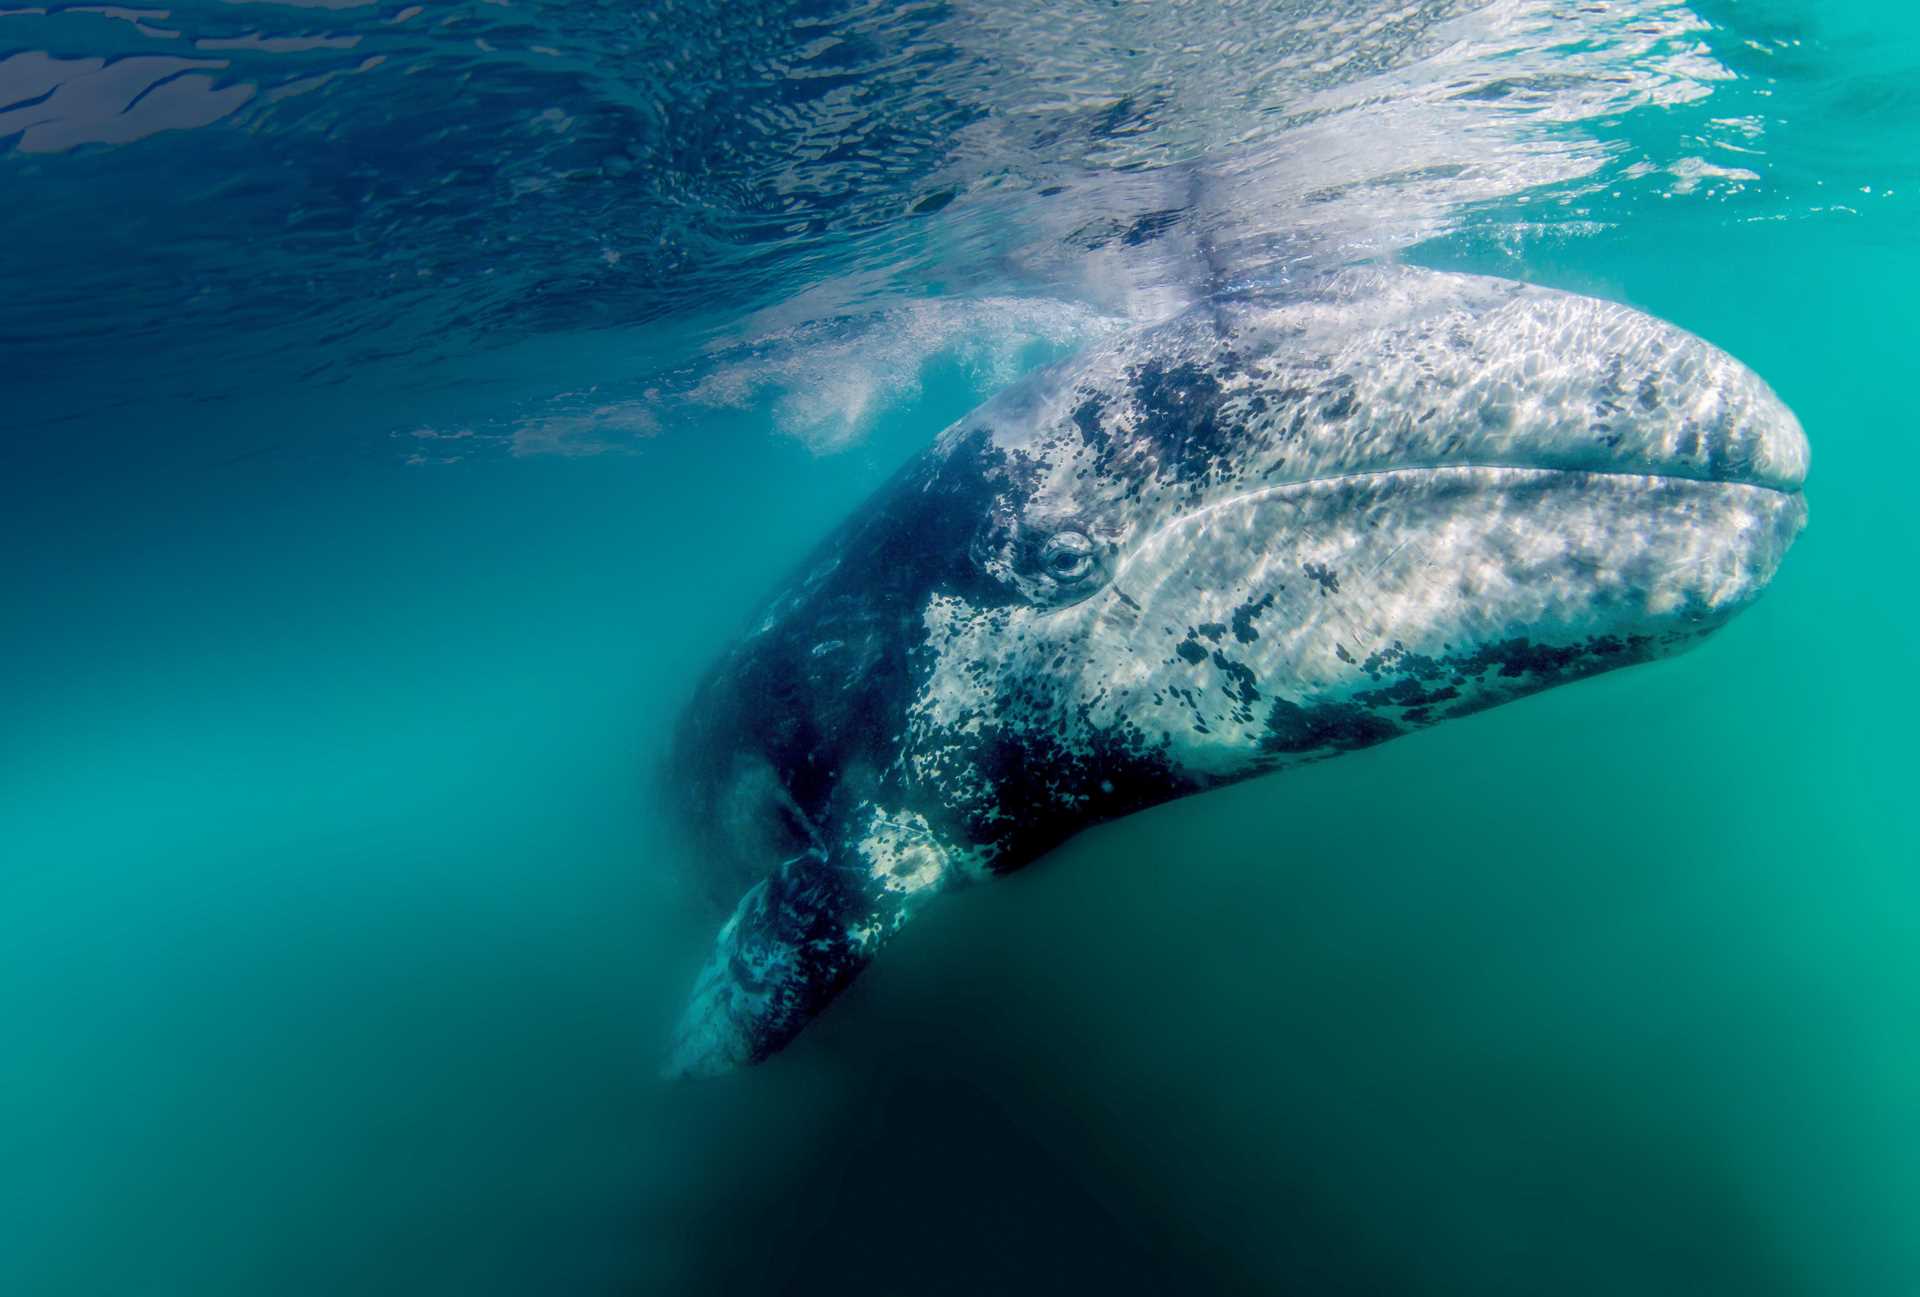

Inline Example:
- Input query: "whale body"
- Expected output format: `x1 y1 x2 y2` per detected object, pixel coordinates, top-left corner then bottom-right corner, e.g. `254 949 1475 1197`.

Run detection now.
664 266 1807 1078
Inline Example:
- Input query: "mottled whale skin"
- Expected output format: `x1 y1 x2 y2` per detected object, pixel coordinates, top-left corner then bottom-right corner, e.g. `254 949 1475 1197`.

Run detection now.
665 266 1807 1078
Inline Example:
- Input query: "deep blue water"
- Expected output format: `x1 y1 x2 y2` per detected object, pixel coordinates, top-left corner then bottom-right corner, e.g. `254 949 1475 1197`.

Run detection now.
5 2 1920 1294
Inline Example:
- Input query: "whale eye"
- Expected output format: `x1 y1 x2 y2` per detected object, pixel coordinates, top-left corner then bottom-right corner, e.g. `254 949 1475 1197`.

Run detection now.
1041 530 1094 583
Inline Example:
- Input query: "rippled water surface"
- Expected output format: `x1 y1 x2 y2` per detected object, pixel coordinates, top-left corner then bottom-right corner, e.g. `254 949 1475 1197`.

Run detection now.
5 2 1919 1294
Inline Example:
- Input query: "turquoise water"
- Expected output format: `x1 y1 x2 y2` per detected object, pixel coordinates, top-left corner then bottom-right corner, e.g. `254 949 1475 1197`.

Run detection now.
5 2 1919 1293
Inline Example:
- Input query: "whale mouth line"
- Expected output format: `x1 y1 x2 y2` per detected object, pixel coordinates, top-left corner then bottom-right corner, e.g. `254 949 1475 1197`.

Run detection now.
1115 460 1803 582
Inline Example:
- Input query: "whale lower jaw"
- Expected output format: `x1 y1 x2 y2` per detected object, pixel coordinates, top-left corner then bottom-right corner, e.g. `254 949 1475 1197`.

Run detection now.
1061 465 1807 785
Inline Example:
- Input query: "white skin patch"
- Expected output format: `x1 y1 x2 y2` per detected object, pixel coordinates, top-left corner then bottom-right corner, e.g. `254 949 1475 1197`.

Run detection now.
858 806 952 895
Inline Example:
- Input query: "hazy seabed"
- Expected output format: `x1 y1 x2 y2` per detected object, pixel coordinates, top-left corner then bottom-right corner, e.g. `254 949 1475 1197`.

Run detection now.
4 1 1919 1294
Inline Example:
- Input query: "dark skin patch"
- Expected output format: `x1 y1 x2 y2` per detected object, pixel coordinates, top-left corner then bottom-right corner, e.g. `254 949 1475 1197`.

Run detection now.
1432 635 1658 718
1320 376 1357 421
1304 562 1340 595
1231 591 1277 643
1197 622 1228 642
1591 353 1627 448
1175 637 1209 665
1459 636 1626 680
1355 677 1461 710
1260 700 1399 754
1114 359 1238 494
1360 640 1428 680
1072 392 1108 444
949 711 1198 875
1212 651 1261 708
1361 634 1651 684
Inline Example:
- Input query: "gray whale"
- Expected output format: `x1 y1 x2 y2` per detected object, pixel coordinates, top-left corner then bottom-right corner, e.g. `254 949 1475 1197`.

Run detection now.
665 266 1807 1078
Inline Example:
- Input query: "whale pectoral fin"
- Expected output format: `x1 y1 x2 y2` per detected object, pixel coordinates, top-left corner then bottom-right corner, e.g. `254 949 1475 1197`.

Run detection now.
663 851 882 1080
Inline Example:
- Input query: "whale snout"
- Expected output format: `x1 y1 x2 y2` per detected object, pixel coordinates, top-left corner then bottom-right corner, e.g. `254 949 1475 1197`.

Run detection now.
1587 308 1808 496
1705 377 1809 494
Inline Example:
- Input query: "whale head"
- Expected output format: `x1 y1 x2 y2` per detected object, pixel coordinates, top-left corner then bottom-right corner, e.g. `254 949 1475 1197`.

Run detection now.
665 266 1806 1077
922 267 1807 826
